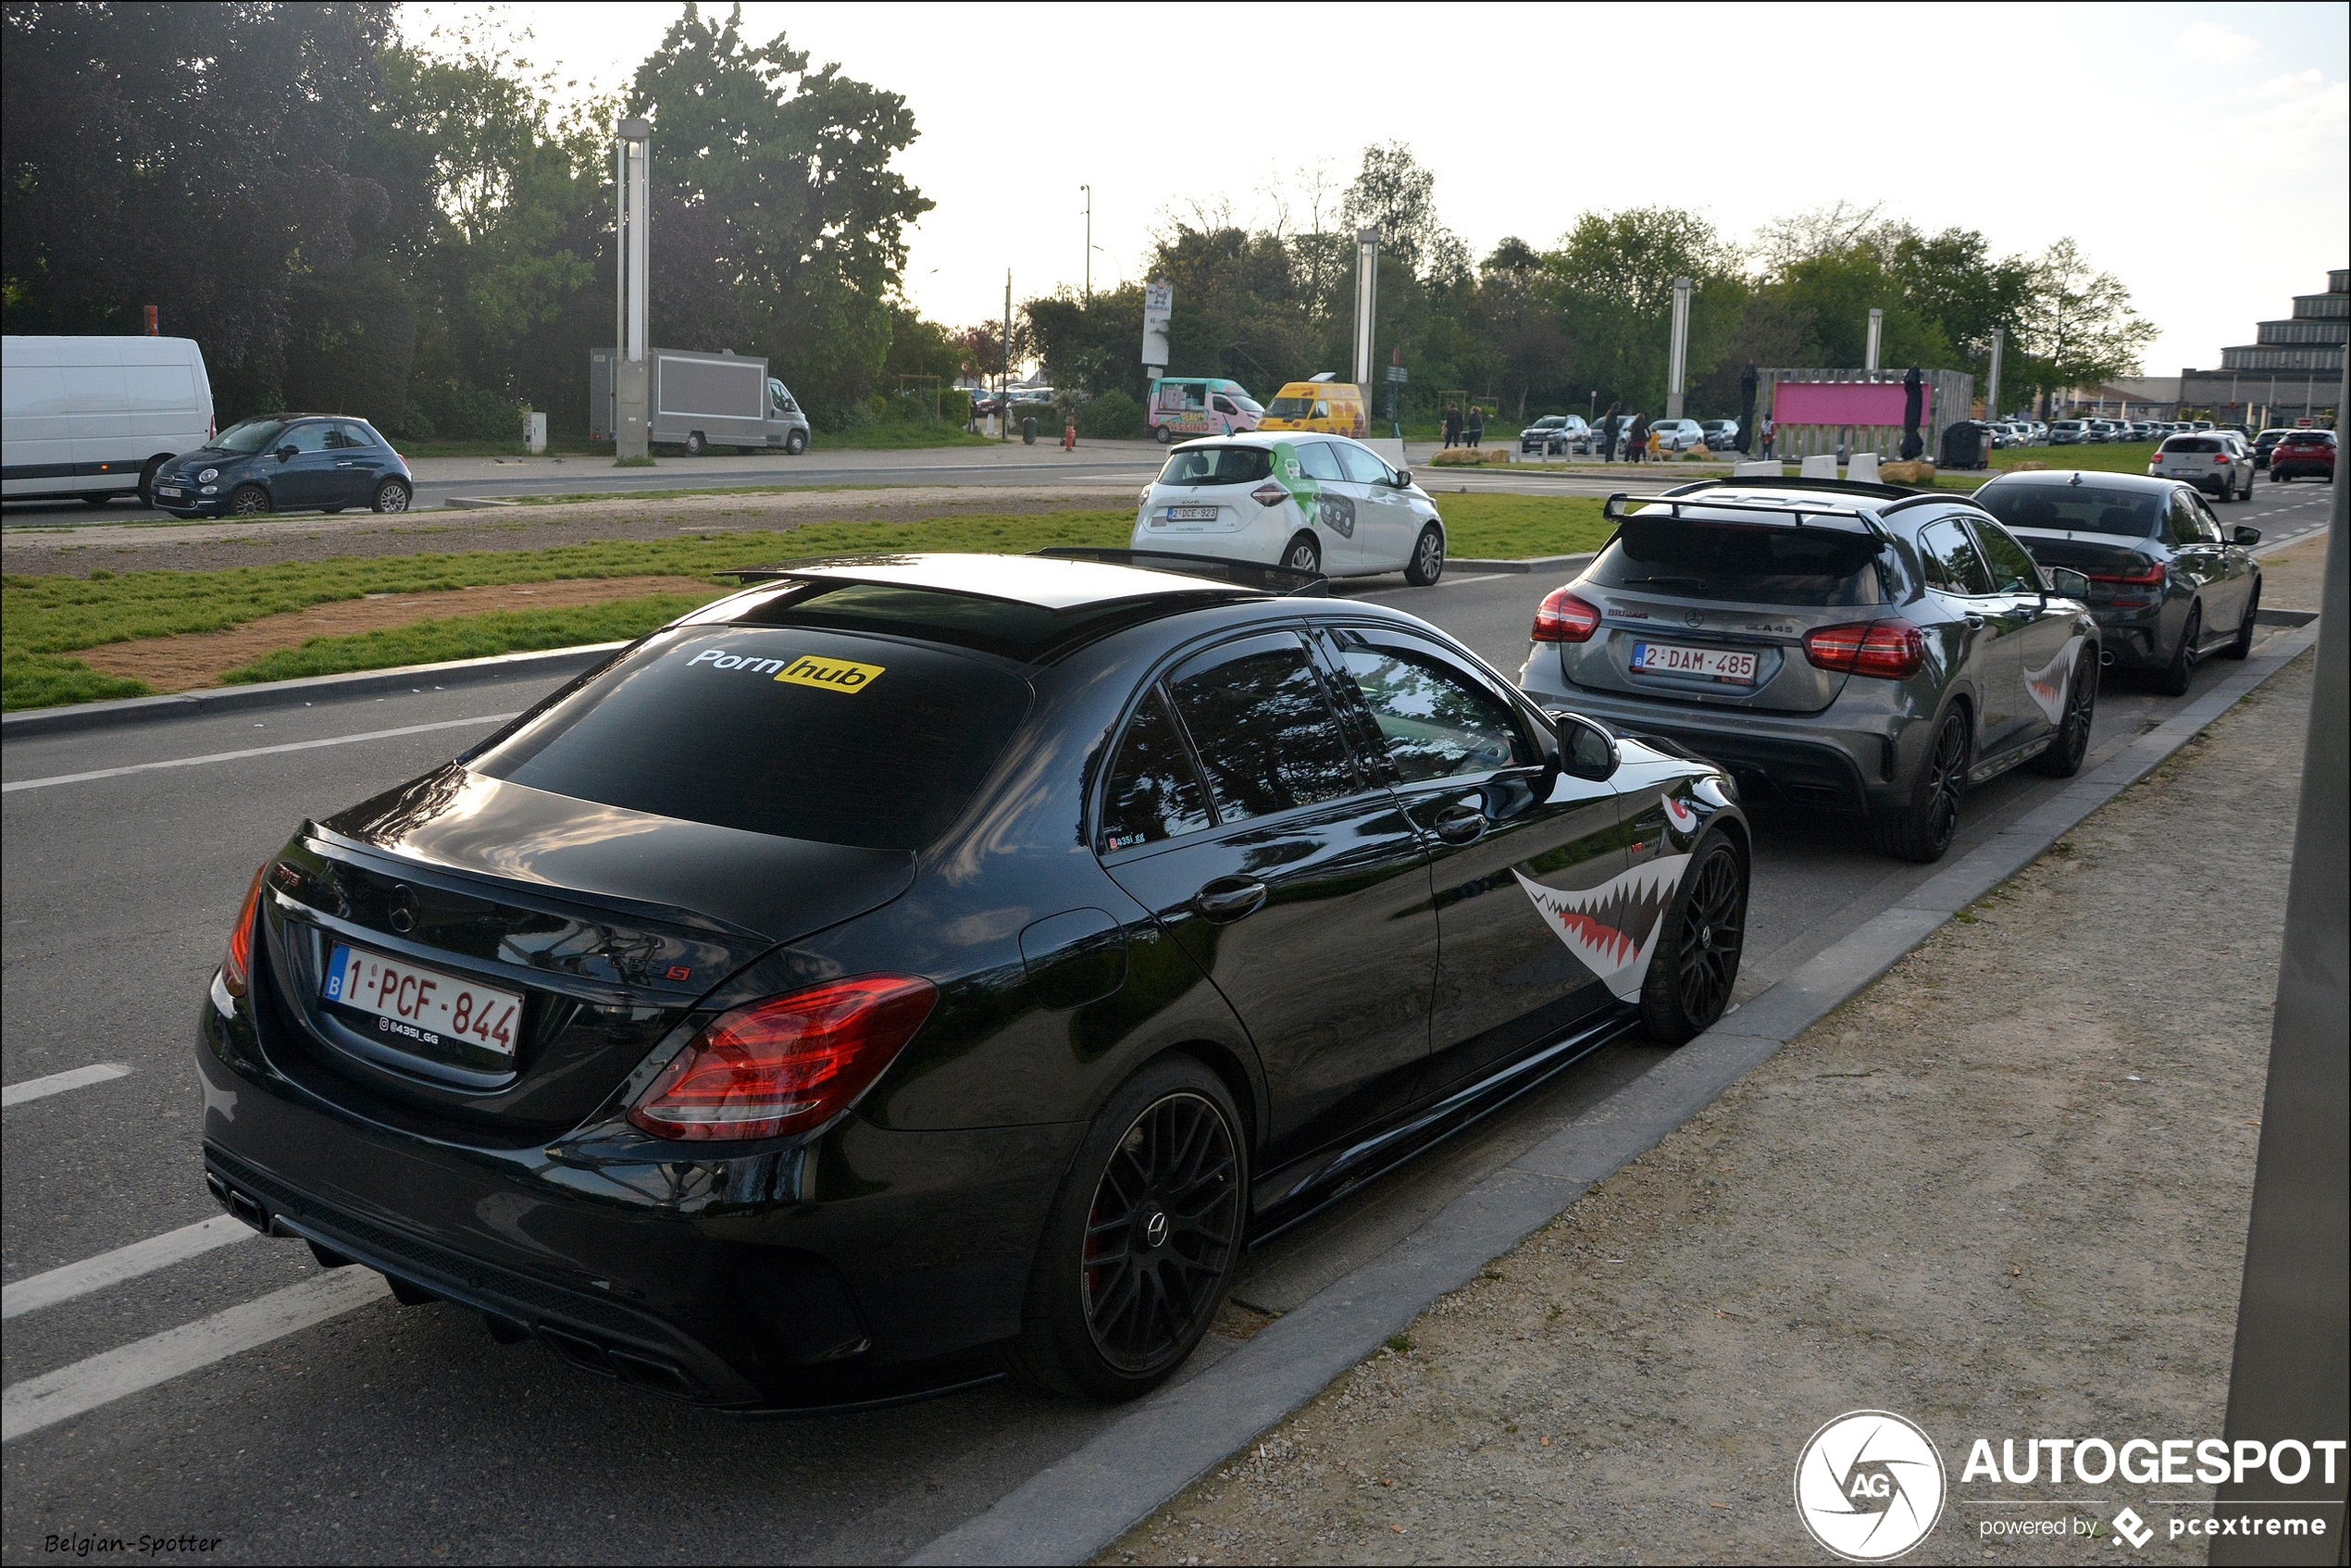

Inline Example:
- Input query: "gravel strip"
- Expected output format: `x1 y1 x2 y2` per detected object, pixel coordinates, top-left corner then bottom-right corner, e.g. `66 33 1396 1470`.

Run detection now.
1103 650 2316 1568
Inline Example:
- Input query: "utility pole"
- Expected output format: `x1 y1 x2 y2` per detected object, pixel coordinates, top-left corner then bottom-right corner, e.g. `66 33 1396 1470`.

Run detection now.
1081 185 1092 305
1865 307 1885 372
614 118 652 461
1001 269 1012 442
1352 228 1379 387
1985 328 2005 421
1666 277 1693 420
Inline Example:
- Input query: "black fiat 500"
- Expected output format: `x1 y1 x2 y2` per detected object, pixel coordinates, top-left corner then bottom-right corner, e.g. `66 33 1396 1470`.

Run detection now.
198 552 1748 1408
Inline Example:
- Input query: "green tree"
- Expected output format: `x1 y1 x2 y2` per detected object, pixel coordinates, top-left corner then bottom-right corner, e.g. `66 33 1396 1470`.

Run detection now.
1541 208 1741 413
2011 238 2156 415
628 3 931 427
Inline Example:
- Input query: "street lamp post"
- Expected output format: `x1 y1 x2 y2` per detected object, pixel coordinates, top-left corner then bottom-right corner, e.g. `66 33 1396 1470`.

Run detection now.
614 118 652 462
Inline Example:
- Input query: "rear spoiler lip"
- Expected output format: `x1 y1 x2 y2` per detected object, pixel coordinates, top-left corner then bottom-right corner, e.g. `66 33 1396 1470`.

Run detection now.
1603 491 1894 545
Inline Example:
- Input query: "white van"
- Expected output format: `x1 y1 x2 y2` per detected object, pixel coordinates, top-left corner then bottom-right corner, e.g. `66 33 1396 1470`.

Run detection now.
2 335 216 507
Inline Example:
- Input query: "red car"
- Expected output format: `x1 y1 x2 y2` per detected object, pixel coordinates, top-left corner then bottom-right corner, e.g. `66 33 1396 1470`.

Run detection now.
2269 429 2335 483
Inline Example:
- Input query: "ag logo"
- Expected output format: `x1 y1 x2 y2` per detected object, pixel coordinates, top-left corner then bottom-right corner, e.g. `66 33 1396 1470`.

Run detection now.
1794 1410 1946 1562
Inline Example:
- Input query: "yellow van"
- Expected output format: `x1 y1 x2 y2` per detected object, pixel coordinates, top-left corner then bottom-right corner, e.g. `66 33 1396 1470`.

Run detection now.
1259 378 1368 439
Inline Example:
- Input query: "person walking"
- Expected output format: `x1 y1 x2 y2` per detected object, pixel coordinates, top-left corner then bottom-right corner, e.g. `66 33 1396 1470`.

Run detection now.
1442 404 1462 448
1760 415 1775 458
1599 401 1622 462
1465 404 1485 449
1626 411 1651 465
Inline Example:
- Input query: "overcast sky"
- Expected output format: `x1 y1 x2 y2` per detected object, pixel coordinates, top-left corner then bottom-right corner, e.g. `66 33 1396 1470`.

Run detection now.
405 2 2349 376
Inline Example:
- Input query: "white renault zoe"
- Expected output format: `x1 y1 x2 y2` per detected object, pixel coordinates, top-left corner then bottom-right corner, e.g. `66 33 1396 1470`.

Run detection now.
1132 432 1449 584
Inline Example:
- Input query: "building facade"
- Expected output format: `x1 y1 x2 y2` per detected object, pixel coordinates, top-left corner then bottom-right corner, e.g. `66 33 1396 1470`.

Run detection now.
2179 268 2346 427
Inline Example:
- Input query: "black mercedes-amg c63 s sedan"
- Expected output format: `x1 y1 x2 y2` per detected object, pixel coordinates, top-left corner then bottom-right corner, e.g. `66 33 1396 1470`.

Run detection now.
198 550 1749 1409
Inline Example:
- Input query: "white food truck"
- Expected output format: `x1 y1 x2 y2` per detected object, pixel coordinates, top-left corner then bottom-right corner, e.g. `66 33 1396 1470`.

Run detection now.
591 346 811 454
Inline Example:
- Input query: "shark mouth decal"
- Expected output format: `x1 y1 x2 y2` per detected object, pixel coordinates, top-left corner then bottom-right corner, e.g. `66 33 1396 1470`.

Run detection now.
2021 641 2077 727
1513 855 1691 1002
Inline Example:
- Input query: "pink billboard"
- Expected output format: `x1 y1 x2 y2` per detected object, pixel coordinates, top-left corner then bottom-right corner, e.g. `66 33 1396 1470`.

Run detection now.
1773 381 1915 426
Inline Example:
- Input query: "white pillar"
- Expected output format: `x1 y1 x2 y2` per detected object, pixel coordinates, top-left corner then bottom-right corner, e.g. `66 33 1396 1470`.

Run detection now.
1986 328 2005 420
1864 308 1884 372
1666 278 1692 420
1352 228 1379 387
614 118 653 461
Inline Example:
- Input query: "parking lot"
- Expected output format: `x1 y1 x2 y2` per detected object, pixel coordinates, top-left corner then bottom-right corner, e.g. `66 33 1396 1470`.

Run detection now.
2 484 2331 1562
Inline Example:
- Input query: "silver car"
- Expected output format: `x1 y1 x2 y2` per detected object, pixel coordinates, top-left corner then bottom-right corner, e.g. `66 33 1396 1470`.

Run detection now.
1517 479 2100 863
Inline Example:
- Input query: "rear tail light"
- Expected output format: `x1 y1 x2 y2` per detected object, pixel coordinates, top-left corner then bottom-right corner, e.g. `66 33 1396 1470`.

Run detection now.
1803 621 1926 680
628 976 938 1140
2085 563 2166 586
1250 481 1288 507
1532 589 1602 642
221 865 267 998
2213 454 2230 465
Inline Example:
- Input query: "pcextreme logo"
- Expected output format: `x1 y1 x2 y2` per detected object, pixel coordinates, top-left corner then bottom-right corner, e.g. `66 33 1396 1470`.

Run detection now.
1795 1410 1947 1562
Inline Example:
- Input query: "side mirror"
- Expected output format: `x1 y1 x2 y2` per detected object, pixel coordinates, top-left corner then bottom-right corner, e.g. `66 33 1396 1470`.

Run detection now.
2046 566 2091 599
1547 710 1619 780
2233 526 2261 547
274 445 298 462
1391 469 1413 488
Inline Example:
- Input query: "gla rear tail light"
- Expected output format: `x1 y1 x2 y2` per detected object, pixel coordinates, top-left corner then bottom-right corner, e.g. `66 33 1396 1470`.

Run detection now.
628 975 938 1141
220 865 267 999
1803 620 1926 680
1531 588 1601 643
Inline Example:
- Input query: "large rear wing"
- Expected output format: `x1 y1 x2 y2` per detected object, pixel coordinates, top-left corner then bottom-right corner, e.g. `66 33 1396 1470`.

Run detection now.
1602 490 1897 543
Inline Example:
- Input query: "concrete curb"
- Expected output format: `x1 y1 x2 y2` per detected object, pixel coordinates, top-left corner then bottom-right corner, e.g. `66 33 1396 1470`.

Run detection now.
905 619 2323 1568
1447 552 1593 577
0 643 624 740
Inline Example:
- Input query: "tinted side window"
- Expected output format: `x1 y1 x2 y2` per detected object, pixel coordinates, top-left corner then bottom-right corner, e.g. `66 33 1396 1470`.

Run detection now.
1293 442 1345 482
283 422 333 454
1167 638 1358 825
2166 492 2204 547
1919 518 1996 595
1331 631 1526 783
1971 520 2043 594
1336 444 1391 485
2188 495 2224 544
1100 688 1212 852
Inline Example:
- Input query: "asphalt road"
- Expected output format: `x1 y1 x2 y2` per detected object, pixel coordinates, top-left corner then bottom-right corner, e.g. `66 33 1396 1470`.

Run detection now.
0 495 2330 1562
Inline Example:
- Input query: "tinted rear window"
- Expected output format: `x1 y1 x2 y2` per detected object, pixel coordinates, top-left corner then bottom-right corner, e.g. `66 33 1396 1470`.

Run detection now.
2164 437 2220 453
1587 517 1885 606
471 627 1030 850
1974 485 2160 537
1157 446 1274 485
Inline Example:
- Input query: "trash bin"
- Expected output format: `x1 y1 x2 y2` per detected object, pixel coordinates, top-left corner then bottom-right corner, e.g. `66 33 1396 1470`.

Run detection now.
1939 420 1985 470
1022 417 1038 445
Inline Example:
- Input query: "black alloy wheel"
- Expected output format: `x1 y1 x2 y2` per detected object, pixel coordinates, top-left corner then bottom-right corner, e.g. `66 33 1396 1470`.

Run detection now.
1404 524 1446 586
1007 1057 1246 1400
1080 1091 1242 1375
2224 584 2259 660
2031 653 2097 776
1639 833 1747 1044
1873 709 1970 863
2154 604 2201 697
372 479 411 515
230 484 271 517
1284 534 1322 575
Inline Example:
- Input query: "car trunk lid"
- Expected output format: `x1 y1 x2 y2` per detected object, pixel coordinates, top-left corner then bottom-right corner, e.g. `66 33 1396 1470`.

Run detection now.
255 766 914 1138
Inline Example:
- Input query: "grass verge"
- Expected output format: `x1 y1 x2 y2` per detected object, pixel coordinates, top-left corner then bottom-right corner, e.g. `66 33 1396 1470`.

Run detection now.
3 493 1607 709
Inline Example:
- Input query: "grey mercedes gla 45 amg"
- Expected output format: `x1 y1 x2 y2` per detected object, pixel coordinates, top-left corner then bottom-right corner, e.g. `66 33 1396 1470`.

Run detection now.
1517 479 2101 863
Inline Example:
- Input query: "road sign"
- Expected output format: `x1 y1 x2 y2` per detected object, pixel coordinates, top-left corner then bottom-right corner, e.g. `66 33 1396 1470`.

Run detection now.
1385 365 1408 383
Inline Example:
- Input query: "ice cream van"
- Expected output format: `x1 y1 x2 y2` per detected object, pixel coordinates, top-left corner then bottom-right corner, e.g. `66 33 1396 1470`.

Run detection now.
1149 377 1261 442
1258 375 1369 439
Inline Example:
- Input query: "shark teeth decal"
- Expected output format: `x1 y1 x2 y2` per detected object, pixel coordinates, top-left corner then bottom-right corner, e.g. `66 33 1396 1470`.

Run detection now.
1513 855 1691 1002
2021 641 2077 727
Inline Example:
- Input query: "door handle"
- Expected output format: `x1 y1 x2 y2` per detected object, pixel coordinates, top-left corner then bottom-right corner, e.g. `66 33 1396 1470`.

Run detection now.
1191 877 1268 924
1432 801 1487 845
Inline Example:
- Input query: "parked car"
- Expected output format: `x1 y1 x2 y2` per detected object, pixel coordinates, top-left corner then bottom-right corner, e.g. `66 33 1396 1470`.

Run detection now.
1259 378 1369 439
2269 429 2336 483
1517 477 2100 864
198 549 1749 1408
2149 431 2254 501
1135 431 1448 583
150 415 414 517
1648 417 1709 454
2 333 215 507
2048 420 2090 444
1975 470 2261 696
1699 419 1741 451
1519 415 1576 454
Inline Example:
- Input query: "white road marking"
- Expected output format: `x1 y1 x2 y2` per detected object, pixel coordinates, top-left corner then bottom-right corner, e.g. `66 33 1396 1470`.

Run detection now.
1 1267 388 1443
1 1062 130 1108
3 1216 258 1321
3 713 518 794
